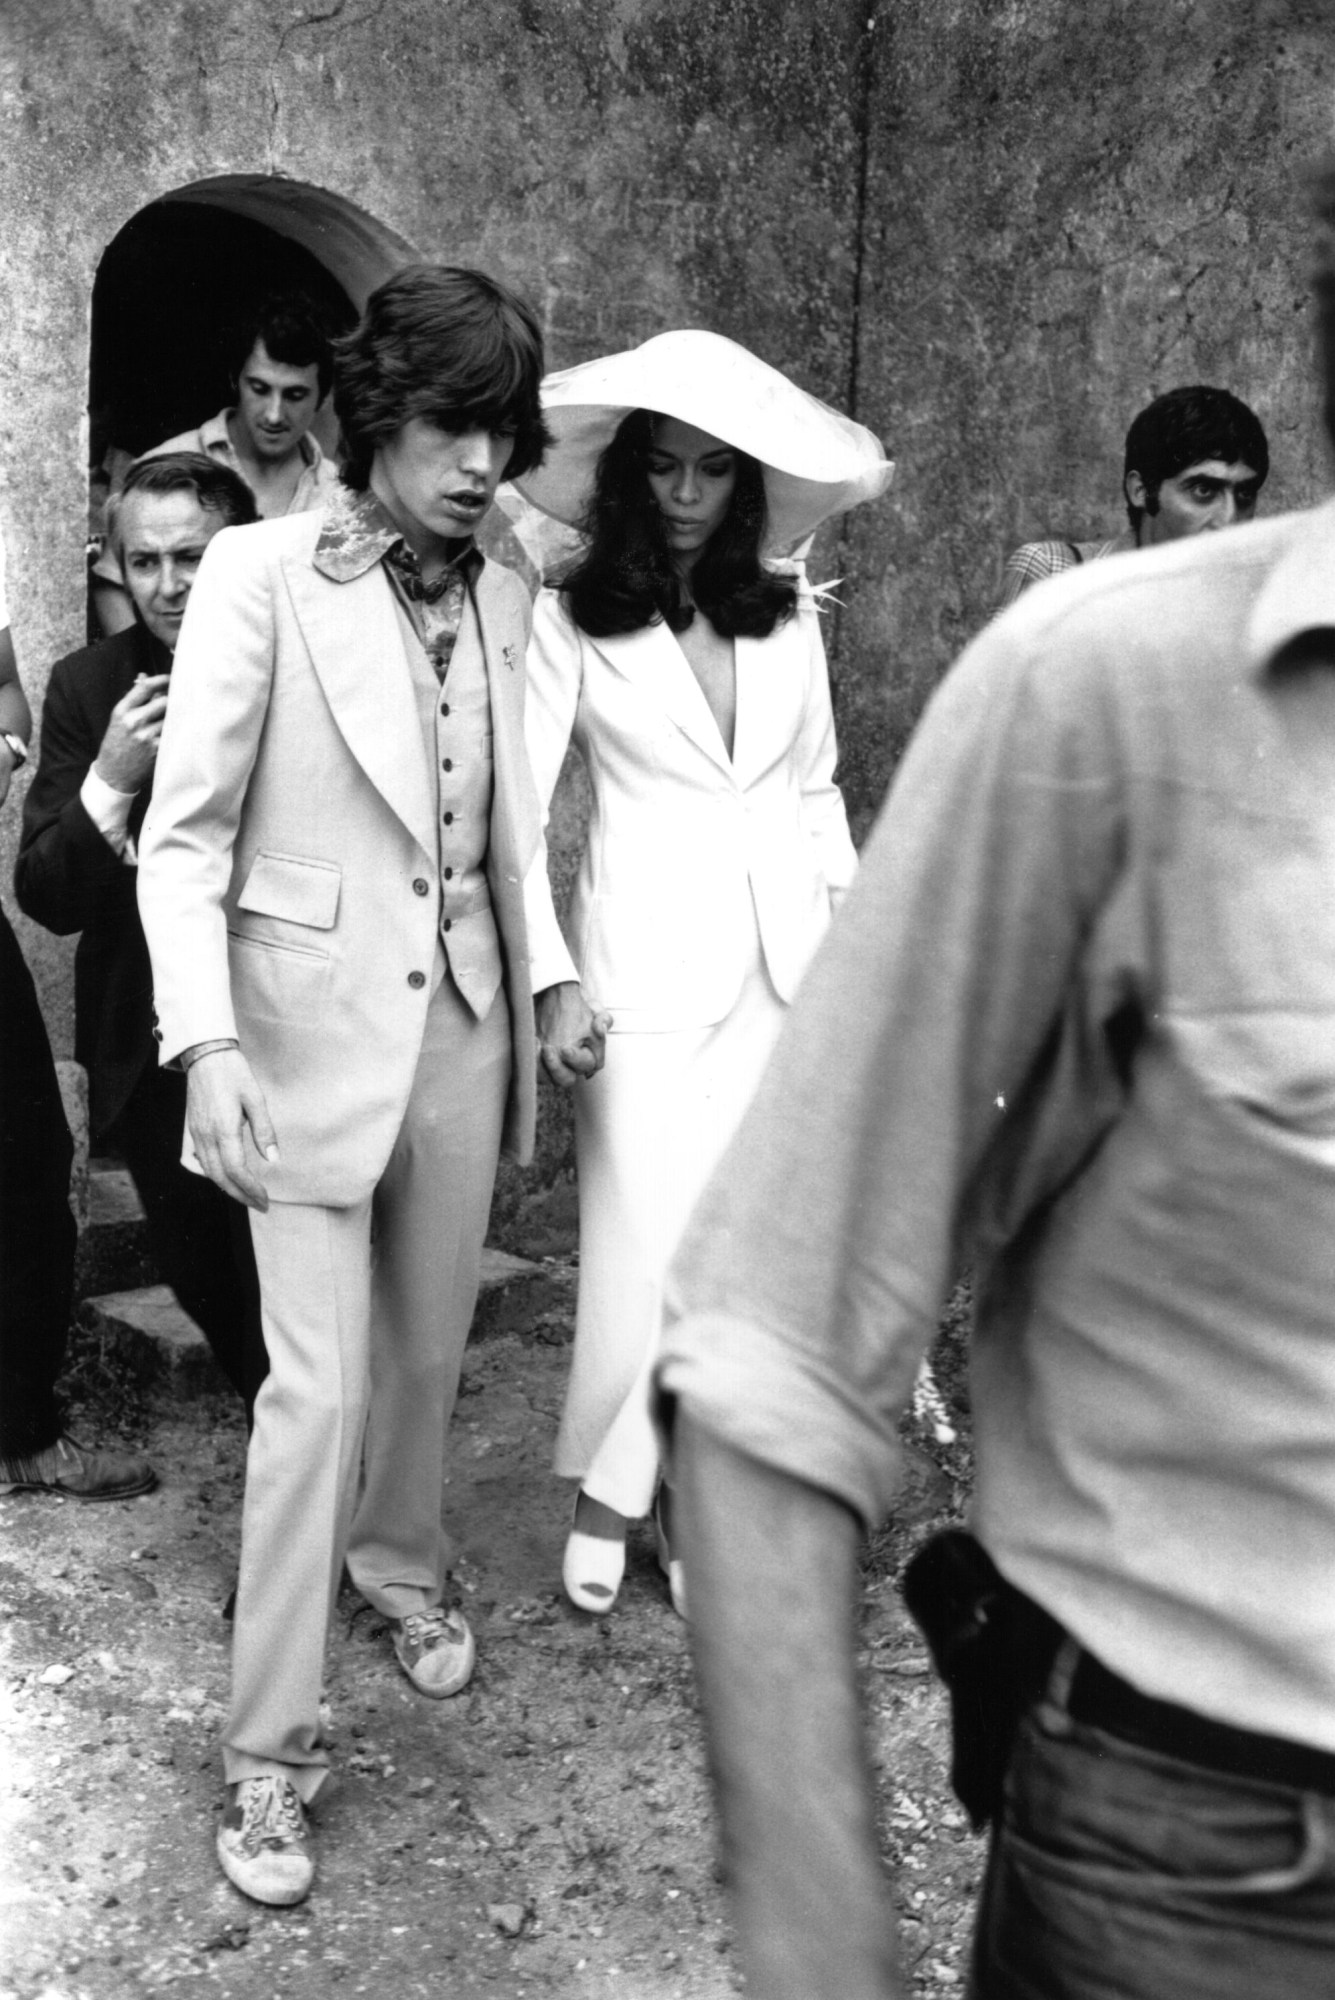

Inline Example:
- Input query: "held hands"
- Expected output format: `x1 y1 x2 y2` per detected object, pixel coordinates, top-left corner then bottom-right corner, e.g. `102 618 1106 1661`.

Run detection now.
535 981 612 1088
94 674 170 793
185 1047 279 1211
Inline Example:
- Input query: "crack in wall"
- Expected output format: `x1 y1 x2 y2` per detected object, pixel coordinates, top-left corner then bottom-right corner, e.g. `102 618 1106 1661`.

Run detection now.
830 1 882 674
266 0 392 171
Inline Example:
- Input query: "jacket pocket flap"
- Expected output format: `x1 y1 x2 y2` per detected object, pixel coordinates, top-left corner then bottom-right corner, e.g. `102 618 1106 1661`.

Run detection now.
237 851 341 931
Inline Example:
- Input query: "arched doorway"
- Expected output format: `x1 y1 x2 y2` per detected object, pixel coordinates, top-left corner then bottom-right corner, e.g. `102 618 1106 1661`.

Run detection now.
89 174 418 462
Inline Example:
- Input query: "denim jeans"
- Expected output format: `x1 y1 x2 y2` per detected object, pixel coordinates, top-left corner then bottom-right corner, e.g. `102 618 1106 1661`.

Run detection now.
970 1682 1335 1998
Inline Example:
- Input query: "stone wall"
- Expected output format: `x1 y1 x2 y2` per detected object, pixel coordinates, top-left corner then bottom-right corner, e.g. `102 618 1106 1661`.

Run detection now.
1 0 1331 1225
828 0 1335 835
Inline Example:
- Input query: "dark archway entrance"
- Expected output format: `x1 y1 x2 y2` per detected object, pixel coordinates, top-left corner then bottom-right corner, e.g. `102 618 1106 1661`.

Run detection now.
89 175 419 470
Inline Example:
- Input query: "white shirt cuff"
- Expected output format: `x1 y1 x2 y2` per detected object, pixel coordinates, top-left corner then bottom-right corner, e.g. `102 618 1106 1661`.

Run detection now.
80 766 138 860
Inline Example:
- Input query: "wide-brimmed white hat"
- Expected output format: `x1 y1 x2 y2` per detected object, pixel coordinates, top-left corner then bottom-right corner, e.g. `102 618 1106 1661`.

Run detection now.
514 329 894 555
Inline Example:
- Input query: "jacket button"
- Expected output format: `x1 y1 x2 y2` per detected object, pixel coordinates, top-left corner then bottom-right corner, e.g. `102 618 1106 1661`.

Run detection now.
442 758 453 773
440 701 450 717
412 878 429 896
443 811 454 826
444 866 454 881
408 971 425 989
442 919 452 933
152 1027 163 1041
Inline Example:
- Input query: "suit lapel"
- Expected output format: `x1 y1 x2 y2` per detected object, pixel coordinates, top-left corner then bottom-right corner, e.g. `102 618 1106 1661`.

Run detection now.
592 621 733 776
281 554 436 861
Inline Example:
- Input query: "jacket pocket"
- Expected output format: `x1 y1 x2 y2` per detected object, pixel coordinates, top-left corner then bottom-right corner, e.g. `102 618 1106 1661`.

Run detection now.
236 851 341 931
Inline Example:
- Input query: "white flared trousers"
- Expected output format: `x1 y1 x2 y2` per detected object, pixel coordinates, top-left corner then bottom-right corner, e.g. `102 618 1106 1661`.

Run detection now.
556 937 786 1517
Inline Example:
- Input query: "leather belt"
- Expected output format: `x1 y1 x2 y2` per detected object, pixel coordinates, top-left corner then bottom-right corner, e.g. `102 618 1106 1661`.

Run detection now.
1068 1652 1335 1796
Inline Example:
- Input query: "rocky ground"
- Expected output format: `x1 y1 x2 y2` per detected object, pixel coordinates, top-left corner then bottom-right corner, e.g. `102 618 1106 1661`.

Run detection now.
1 1259 981 2000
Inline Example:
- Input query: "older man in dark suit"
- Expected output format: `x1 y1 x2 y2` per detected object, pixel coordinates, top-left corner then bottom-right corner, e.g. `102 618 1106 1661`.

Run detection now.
17 453 265 1423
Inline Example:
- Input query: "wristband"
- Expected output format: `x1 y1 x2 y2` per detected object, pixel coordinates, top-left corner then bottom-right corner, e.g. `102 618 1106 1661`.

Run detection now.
180 1038 240 1070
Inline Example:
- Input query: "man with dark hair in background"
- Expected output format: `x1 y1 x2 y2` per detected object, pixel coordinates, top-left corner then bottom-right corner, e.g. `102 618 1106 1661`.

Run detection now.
660 197 1335 1998
999 382 1268 605
92 293 338 635
138 265 606 1904
18 453 266 1446
0 522 156 1501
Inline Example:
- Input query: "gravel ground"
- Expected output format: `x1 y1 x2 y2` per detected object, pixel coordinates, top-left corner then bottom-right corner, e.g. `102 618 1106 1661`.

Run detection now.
1 1262 981 1999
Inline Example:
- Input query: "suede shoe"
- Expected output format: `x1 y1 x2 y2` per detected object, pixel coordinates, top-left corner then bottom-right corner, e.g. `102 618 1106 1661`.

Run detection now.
216 1774 313 1906
0 1434 157 1501
392 1606 476 1699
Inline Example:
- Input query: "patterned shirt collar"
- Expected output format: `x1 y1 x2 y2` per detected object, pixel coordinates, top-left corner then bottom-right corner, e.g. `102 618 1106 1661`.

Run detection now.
312 484 483 588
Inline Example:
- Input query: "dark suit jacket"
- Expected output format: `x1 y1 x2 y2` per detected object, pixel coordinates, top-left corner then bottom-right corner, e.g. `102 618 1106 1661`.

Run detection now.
15 623 170 1139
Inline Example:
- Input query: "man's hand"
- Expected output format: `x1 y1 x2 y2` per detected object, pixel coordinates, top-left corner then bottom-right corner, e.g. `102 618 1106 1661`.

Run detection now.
93 674 170 793
535 981 612 1087
185 1047 279 1211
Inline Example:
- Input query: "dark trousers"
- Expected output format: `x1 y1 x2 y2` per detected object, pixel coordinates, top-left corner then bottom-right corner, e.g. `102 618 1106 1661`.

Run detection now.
102 1061 267 1423
0 905 76 1456
971 1689 1335 1999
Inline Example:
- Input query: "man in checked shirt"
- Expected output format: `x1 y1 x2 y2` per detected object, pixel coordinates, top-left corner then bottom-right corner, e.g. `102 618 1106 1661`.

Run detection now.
999 383 1269 607
138 267 608 1905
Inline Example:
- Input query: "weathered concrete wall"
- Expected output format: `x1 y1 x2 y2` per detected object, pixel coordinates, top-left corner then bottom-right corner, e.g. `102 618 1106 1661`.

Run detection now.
836 0 1335 832
1 0 1332 1227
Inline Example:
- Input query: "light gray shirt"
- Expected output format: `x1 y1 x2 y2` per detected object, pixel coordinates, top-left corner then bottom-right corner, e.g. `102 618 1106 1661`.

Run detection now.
661 500 1335 1754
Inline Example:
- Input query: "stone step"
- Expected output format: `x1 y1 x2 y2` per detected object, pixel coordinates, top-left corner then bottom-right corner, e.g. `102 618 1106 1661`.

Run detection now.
76 1159 155 1301
88 1162 145 1229
77 1246 559 1400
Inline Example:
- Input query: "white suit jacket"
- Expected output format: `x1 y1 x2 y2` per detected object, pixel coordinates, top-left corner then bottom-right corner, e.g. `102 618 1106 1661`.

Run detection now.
137 508 555 1207
523 578 857 1031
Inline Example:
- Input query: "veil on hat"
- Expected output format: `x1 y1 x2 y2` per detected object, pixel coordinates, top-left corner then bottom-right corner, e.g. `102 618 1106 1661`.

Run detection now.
513 329 894 557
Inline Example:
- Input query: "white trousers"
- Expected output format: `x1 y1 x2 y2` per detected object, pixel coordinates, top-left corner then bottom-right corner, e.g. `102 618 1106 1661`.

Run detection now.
223 975 509 1799
557 942 786 1518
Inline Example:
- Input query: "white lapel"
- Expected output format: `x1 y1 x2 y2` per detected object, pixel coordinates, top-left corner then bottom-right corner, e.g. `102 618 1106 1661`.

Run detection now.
591 620 733 776
281 555 436 861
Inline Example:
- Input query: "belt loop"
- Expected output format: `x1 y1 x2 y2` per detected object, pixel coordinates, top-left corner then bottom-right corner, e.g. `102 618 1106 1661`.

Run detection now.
1036 1634 1082 1736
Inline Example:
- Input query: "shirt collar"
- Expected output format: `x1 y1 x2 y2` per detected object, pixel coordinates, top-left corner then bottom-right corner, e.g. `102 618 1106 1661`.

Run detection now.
312 484 483 586
1246 497 1335 676
208 407 323 472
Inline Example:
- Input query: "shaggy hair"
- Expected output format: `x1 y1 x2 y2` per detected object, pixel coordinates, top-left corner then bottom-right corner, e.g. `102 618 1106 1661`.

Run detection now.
119 451 257 528
1122 385 1269 534
561 409 797 640
333 265 550 491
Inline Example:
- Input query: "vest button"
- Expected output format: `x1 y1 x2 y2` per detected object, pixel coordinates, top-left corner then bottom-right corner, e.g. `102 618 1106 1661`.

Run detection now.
444 866 454 880
440 701 450 717
443 918 453 933
408 971 426 989
443 811 454 826
412 878 429 896
442 758 453 772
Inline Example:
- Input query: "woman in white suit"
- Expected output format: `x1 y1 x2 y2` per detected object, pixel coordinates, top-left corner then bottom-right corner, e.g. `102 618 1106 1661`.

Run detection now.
519 332 893 1612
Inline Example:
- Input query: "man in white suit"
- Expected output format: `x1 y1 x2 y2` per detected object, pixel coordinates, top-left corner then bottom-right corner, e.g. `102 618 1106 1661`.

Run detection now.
138 266 604 1906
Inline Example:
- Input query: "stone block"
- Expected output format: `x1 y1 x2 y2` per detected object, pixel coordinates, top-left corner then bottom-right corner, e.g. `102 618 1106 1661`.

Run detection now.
77 1247 549 1401
78 1285 225 1398
76 1160 154 1301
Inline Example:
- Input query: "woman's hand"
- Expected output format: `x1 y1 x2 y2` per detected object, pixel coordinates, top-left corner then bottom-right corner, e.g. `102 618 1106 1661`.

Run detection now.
535 981 612 1086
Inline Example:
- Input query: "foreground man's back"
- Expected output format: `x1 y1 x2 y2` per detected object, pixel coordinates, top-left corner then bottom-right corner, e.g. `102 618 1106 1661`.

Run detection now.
659 500 1335 1999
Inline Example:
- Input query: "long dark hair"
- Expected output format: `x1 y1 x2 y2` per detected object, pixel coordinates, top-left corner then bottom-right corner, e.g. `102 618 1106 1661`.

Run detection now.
561 410 797 639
